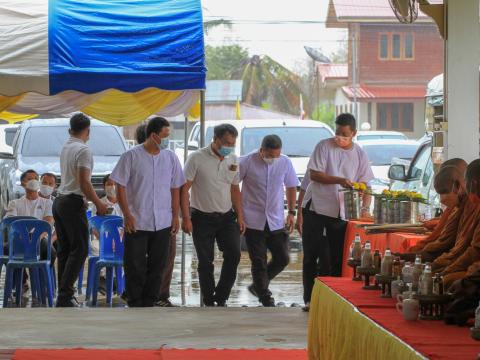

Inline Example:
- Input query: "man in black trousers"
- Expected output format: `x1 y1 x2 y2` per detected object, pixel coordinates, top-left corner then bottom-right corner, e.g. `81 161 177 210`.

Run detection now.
53 113 107 307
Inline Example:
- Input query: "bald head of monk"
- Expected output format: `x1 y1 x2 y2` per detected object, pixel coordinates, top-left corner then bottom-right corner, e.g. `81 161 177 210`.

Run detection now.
434 165 466 208
466 159 480 202
441 158 468 175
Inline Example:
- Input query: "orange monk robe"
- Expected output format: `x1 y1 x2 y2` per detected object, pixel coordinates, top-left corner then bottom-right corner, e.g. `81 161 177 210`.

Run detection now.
432 199 480 272
408 207 455 253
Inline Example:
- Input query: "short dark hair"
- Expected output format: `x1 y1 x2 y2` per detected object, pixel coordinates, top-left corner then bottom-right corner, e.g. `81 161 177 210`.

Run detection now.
146 117 170 138
335 113 357 132
103 174 111 186
214 124 238 139
261 135 282 150
41 172 57 183
135 123 147 144
70 113 91 134
20 169 38 183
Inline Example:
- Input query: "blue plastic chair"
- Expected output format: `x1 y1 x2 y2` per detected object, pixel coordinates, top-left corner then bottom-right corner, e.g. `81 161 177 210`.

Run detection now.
91 217 124 306
84 215 123 301
2 219 54 307
0 216 38 301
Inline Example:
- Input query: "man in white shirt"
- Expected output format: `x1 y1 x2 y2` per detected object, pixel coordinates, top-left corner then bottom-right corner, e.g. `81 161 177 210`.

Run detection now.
53 113 107 307
4 169 57 290
112 117 185 307
302 113 374 311
39 173 57 201
181 124 245 307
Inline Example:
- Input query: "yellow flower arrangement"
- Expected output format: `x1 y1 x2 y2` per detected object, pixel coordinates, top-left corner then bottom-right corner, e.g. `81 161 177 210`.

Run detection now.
352 182 367 192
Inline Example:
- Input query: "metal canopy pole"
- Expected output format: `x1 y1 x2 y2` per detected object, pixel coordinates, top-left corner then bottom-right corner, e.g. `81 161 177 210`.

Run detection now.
200 90 206 147
181 115 188 306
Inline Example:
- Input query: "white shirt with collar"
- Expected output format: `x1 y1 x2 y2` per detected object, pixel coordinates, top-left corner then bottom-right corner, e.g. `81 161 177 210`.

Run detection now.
184 145 240 213
4 195 53 220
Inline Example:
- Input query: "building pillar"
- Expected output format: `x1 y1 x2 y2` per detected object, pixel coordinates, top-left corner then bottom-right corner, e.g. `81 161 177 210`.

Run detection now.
445 0 480 162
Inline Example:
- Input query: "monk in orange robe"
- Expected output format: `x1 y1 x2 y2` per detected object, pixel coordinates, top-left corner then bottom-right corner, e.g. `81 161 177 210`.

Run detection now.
438 159 480 287
399 164 467 262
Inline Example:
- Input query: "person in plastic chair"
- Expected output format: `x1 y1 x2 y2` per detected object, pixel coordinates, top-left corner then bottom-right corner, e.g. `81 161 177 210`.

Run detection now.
3 169 57 292
39 172 57 201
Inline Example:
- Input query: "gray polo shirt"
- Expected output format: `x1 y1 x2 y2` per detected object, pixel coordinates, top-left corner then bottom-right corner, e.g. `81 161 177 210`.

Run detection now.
57 137 93 196
184 145 240 213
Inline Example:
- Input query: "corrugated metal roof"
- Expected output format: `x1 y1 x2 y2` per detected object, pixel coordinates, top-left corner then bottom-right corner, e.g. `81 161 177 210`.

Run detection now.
317 64 348 82
342 85 426 100
326 0 439 25
206 80 243 103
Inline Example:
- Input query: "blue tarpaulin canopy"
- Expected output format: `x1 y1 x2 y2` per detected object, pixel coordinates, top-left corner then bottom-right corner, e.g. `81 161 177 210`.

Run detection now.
0 0 206 124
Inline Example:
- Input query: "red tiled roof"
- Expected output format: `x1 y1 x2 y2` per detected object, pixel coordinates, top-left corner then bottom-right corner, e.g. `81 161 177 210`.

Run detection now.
317 64 348 82
326 0 441 24
342 85 426 100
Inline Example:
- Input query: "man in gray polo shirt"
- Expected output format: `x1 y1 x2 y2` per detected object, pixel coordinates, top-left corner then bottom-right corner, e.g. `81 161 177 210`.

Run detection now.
181 124 245 306
53 113 107 307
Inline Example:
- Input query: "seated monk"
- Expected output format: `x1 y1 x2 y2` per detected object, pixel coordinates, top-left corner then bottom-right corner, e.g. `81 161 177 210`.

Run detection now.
414 158 467 234
439 159 480 287
398 164 467 262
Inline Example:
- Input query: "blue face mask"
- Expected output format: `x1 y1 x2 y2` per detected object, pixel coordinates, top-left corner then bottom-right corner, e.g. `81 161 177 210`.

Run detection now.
219 146 235 157
158 138 169 150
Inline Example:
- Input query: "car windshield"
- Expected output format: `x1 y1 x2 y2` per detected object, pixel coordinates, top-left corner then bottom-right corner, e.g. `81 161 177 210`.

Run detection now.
357 134 406 141
22 126 126 156
362 143 419 166
241 127 332 156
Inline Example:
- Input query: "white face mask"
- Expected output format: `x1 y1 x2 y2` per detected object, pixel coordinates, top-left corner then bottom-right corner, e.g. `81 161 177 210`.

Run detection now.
40 184 54 197
26 179 40 192
105 185 117 198
263 157 276 165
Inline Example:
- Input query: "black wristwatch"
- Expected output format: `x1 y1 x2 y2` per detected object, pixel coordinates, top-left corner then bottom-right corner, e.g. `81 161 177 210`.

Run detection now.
288 210 296 216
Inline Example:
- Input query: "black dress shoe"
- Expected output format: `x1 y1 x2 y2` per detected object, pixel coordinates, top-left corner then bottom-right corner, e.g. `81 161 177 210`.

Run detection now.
260 297 276 307
56 297 80 308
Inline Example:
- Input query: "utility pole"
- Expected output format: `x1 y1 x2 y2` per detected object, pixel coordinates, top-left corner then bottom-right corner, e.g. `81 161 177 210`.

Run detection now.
352 32 358 121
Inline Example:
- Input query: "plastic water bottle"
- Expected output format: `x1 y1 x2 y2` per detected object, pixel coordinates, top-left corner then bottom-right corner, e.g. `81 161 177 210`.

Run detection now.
402 262 413 283
352 235 362 261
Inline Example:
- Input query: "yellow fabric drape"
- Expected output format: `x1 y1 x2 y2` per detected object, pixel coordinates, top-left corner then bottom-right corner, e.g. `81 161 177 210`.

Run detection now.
81 88 182 125
0 110 37 123
0 95 25 113
307 279 425 360
188 101 201 119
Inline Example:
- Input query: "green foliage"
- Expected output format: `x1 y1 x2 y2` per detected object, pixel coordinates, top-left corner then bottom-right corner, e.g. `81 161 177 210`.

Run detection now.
205 45 249 80
312 103 335 129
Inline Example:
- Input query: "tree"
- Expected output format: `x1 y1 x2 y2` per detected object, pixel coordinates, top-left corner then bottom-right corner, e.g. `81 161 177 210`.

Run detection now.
239 55 307 115
205 45 249 80
312 104 335 129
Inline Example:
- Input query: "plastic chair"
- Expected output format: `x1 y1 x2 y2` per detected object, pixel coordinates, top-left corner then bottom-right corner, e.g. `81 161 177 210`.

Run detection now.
2 219 54 307
84 215 123 301
0 216 39 301
91 217 124 306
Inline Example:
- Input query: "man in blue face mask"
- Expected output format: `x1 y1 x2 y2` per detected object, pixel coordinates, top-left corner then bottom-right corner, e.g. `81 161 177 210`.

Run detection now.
111 117 186 307
182 123 245 306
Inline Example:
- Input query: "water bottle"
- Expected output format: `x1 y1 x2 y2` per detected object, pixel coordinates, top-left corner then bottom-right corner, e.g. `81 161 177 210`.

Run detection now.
352 235 362 261
402 262 413 283
381 249 393 276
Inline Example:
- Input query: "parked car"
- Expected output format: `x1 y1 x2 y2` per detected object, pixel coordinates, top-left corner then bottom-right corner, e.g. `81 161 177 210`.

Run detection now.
388 136 440 211
0 124 19 154
357 139 420 193
177 119 335 185
355 130 408 142
0 118 128 214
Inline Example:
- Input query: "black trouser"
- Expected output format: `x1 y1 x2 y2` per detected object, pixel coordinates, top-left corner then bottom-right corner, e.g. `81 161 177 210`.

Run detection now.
245 224 290 300
53 194 89 301
191 209 241 305
124 228 171 307
302 204 347 304
158 234 176 301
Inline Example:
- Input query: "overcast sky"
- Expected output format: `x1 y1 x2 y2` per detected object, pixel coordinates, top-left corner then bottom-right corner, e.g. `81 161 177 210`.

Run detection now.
202 0 347 71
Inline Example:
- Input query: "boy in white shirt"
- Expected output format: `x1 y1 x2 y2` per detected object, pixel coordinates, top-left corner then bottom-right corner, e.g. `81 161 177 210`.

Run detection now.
4 169 57 290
